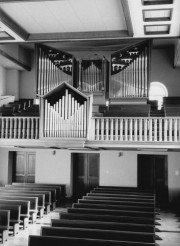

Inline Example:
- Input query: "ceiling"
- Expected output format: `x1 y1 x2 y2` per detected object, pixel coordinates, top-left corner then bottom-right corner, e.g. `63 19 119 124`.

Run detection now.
0 0 180 69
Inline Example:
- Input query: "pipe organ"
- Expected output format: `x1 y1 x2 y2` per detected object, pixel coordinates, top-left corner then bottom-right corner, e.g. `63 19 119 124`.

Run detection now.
79 59 108 92
44 89 87 138
36 45 76 96
110 41 151 98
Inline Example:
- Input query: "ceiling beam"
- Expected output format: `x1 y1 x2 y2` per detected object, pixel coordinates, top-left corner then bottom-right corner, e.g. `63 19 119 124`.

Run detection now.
28 30 129 42
0 48 31 71
121 0 134 37
0 9 29 40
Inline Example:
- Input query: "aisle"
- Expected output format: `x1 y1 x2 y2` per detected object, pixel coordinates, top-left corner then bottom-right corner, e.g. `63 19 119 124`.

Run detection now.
156 209 180 246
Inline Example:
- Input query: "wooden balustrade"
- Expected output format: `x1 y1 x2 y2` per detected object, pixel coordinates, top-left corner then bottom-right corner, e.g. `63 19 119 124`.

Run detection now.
0 117 40 139
89 117 180 142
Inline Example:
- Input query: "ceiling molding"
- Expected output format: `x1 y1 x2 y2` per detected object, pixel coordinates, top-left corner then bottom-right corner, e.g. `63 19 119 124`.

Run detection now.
0 8 29 40
121 0 134 37
0 48 31 71
28 30 129 42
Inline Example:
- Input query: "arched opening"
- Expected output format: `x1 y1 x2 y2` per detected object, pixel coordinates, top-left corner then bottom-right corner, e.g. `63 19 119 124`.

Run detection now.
149 82 168 110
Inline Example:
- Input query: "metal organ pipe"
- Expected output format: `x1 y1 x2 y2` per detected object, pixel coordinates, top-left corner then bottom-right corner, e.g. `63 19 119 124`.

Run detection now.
44 90 87 138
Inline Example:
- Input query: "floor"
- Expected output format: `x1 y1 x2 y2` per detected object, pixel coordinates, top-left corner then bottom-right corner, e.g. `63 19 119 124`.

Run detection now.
2 205 180 246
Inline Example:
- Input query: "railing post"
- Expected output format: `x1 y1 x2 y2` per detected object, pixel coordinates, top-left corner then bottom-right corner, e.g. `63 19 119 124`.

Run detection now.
149 118 152 141
106 118 109 141
144 118 147 141
110 119 113 141
154 118 157 142
164 118 167 141
134 119 137 141
159 118 162 142
169 118 172 142
174 118 177 141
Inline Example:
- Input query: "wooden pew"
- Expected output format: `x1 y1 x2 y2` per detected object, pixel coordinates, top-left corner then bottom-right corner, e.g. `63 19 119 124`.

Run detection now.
60 212 157 225
12 183 65 207
0 204 20 236
90 191 154 198
12 183 66 206
73 202 155 212
0 194 38 224
0 188 45 218
40 226 155 244
28 235 156 246
67 207 156 219
6 185 56 211
94 186 153 194
83 195 155 203
51 218 156 233
0 199 30 229
4 186 51 214
78 198 155 208
0 210 10 244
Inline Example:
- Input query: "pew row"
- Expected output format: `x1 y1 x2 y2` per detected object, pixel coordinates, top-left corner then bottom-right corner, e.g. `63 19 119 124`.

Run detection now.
12 183 66 206
89 191 155 199
3 186 51 214
6 185 53 213
0 188 45 218
28 235 156 246
0 210 10 244
67 207 157 219
6 185 56 210
0 204 20 236
73 202 156 212
0 199 29 230
40 226 156 244
94 186 154 194
78 198 155 208
51 218 156 233
0 194 38 224
83 195 155 203
60 212 159 225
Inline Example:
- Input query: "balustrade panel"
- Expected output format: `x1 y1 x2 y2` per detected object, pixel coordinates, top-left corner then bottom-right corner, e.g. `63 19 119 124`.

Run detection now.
93 117 180 143
0 117 40 139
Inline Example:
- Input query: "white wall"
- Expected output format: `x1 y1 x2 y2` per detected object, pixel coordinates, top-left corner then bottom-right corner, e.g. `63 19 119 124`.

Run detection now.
6 69 20 100
19 52 36 99
35 149 72 196
100 150 137 187
0 148 9 186
0 148 180 204
151 48 180 96
0 66 6 96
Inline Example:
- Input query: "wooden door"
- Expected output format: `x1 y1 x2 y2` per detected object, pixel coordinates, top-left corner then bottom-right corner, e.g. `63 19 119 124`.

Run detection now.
138 154 168 207
72 153 99 199
13 152 35 183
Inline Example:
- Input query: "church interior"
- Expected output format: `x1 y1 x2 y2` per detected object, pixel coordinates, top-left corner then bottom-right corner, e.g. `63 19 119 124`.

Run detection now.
0 0 180 245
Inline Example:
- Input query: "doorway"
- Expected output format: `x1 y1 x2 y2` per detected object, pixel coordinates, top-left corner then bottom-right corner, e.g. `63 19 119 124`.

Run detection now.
72 153 100 199
12 151 36 183
138 154 168 208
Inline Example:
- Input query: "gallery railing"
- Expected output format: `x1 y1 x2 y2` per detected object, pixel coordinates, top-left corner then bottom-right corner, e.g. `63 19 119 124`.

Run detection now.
88 116 180 142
